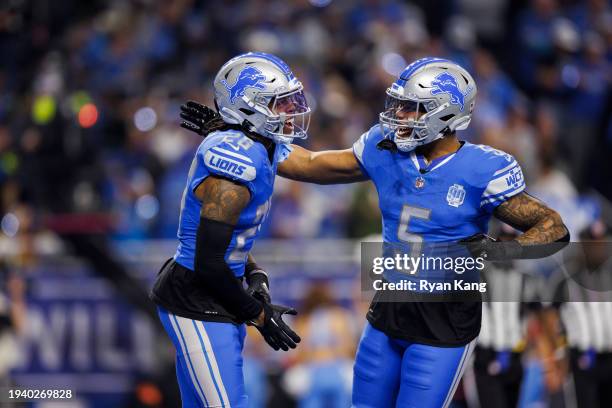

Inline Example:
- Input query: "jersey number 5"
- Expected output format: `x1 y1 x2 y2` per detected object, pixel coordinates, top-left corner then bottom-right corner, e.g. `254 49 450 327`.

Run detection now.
397 204 431 265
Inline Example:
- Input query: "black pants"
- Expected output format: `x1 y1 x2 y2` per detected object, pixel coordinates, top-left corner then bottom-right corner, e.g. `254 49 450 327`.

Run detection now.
473 346 523 408
149 258 241 323
570 349 612 408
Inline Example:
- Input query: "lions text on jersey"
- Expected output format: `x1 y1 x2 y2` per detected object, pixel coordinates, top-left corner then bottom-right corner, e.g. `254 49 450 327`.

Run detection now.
174 130 292 276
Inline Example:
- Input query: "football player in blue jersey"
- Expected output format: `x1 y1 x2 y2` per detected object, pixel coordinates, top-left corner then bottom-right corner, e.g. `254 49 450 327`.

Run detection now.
150 52 309 407
180 57 569 407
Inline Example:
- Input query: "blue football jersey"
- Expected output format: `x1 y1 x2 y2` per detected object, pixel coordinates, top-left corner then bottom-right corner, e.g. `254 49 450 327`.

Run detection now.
353 125 525 244
174 130 291 276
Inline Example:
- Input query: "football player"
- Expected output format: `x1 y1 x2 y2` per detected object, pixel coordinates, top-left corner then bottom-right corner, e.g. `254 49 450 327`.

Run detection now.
150 52 307 407
180 57 569 407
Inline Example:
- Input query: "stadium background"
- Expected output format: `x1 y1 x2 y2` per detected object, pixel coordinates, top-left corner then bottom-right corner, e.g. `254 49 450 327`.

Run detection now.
0 0 610 407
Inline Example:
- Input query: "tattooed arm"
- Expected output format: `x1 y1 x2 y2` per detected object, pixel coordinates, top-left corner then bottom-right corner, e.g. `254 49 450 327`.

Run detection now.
462 192 569 260
493 192 568 245
194 177 301 350
193 176 265 323
195 175 251 221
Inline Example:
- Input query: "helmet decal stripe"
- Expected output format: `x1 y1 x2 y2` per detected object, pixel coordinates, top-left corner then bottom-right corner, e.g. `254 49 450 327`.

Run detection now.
396 57 450 86
247 52 295 80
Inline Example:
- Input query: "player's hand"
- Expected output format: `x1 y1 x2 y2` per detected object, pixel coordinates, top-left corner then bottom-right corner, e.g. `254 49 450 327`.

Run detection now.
459 233 521 260
460 233 496 258
246 272 271 305
179 101 222 136
251 302 301 351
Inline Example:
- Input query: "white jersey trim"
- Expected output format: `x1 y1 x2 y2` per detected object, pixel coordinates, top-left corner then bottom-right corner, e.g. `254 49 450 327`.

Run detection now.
210 146 254 163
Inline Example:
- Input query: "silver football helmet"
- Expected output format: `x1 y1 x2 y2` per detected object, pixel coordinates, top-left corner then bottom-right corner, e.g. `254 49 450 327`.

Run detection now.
214 52 310 144
379 58 477 152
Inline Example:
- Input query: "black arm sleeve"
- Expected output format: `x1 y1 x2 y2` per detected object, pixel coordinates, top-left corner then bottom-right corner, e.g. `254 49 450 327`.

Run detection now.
195 217 263 321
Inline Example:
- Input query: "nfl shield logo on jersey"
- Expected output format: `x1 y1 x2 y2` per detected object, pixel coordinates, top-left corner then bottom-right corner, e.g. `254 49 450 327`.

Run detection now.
415 177 425 189
446 184 466 207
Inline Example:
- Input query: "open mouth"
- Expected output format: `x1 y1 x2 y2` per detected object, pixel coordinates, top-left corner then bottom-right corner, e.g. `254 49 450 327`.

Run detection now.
264 87 311 140
396 127 413 138
283 118 295 133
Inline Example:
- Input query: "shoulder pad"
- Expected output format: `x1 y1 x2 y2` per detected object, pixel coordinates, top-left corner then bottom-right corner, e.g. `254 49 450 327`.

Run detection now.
471 144 515 165
473 144 526 210
202 131 263 183
352 124 384 178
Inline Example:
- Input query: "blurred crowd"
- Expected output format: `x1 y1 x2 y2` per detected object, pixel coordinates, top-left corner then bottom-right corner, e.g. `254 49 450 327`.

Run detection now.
0 0 610 246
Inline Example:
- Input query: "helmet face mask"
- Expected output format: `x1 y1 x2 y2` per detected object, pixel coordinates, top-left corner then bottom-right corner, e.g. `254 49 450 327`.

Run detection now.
379 92 432 151
214 52 311 144
379 58 477 153
263 87 311 144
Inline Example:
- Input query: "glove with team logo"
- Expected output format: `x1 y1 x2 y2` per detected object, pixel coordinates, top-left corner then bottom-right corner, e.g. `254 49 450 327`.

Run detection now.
251 302 301 351
180 100 232 136
459 233 522 261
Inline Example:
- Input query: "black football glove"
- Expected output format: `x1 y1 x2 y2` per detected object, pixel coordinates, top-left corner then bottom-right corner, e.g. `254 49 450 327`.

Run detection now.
179 100 228 136
246 270 271 305
251 302 301 351
459 233 522 261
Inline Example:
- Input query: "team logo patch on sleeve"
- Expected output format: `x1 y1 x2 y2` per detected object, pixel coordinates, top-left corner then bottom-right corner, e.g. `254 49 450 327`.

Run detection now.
505 167 524 189
480 162 526 208
446 183 466 207
204 150 256 181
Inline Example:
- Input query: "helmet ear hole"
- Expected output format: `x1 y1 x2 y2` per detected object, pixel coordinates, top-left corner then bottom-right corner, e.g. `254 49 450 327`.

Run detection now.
439 114 455 121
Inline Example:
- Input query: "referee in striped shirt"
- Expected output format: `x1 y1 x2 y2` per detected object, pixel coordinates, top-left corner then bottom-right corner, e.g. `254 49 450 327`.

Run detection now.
551 221 612 408
473 226 542 408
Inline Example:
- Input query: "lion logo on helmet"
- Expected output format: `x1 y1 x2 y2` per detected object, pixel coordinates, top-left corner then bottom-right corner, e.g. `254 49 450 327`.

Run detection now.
430 72 473 111
221 66 266 104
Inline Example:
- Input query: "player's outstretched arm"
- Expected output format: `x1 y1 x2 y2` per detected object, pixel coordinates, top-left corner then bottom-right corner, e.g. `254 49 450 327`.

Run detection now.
179 100 366 185
278 145 368 184
493 192 568 245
